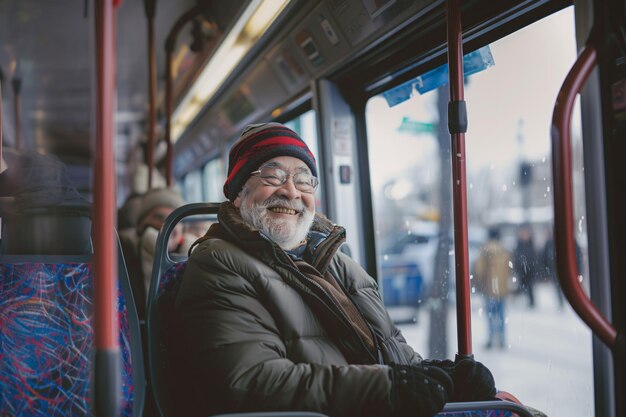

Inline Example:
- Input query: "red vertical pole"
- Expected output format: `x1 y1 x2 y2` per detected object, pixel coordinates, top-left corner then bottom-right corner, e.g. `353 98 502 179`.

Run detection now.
1 82 3 164
163 4 209 188
164 48 173 187
11 78 21 151
145 0 157 190
447 0 472 357
94 0 119 416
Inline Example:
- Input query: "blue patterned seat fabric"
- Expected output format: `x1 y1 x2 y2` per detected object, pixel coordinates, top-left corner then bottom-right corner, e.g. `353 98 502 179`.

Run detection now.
0 262 135 417
436 410 512 416
158 261 187 296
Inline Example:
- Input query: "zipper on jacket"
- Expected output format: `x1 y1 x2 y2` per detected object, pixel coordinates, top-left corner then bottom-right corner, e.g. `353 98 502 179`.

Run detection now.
265 238 379 364
327 267 385 365
310 225 385 365
294 268 379 364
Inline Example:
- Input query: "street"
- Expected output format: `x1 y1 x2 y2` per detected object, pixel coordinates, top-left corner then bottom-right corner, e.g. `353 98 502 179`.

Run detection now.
398 282 595 417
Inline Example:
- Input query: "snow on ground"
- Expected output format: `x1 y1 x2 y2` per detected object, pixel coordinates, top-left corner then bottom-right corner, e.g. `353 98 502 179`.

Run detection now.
397 282 595 417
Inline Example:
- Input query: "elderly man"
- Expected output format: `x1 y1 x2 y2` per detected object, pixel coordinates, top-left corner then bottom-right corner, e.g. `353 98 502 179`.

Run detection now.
175 123 496 417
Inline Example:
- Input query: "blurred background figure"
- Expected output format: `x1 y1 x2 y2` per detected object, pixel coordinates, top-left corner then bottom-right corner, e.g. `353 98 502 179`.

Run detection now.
183 218 216 239
540 228 583 310
473 227 512 349
118 192 144 233
120 187 190 319
513 224 537 309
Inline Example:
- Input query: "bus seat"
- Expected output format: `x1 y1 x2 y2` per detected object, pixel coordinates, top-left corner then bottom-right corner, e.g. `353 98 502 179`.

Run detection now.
146 203 215 417
0 234 145 417
0 151 92 256
208 414 333 417
437 399 536 417
0 207 92 255
148 258 191 416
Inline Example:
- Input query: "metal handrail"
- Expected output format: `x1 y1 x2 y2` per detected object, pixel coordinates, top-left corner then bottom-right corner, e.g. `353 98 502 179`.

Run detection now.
144 0 157 190
550 41 617 349
11 78 20 151
446 0 472 356
164 3 213 187
94 0 120 416
1 80 3 163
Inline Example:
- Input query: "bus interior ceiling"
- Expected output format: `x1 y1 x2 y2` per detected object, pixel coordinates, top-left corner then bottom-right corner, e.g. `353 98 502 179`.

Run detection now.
0 0 245 196
0 0 571 199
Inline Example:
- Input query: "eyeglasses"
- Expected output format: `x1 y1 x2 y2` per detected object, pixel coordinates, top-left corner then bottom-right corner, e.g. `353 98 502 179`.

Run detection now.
250 166 319 193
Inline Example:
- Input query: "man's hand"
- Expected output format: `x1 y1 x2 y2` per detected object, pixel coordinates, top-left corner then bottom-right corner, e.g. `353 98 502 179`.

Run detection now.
390 363 453 417
422 357 496 402
450 358 496 401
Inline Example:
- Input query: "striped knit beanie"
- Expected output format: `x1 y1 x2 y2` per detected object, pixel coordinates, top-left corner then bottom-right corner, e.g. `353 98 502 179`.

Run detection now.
223 123 317 201
137 187 185 226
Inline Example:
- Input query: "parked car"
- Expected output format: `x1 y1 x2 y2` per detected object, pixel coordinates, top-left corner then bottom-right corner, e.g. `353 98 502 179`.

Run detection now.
381 255 424 306
380 222 486 316
380 254 424 324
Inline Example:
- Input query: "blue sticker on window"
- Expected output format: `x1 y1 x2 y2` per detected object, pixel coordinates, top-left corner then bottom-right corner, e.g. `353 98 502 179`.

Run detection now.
383 45 495 107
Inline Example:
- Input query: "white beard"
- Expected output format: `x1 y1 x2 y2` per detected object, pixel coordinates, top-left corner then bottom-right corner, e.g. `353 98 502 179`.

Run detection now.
239 193 315 250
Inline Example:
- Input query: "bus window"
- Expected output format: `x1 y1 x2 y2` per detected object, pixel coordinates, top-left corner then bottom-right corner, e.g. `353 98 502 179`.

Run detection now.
202 157 225 202
284 110 319 163
183 170 203 202
284 109 323 211
365 6 593 416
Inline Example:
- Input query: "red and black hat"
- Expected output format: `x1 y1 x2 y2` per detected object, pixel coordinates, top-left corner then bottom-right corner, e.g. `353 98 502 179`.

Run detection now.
223 123 317 201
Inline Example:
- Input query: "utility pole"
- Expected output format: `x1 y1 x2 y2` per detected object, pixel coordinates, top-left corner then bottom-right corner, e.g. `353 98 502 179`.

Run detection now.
428 84 453 359
518 119 532 224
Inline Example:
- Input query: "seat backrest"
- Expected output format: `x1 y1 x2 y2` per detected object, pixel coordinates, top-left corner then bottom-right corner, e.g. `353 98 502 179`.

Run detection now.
147 203 220 417
1 208 92 255
0 235 145 417
148 260 191 416
436 399 534 417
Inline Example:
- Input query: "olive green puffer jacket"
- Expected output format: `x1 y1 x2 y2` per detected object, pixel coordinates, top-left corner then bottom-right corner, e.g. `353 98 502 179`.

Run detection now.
175 202 421 417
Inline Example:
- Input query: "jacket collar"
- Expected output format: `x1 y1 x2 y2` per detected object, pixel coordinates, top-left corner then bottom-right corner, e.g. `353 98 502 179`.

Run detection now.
202 201 345 272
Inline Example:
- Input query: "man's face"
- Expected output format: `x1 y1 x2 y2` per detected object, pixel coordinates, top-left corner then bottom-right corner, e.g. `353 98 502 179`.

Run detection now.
142 206 173 231
234 156 316 250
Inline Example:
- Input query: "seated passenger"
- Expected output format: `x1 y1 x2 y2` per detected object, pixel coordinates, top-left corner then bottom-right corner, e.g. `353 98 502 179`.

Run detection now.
118 192 144 232
176 123 496 417
121 187 191 318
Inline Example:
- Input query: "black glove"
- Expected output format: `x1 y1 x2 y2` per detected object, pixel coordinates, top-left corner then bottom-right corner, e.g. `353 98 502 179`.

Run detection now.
449 358 496 402
421 358 455 372
422 357 496 402
390 363 454 417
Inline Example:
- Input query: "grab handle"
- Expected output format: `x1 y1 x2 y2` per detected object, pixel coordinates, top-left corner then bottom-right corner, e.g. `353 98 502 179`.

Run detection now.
550 41 617 349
